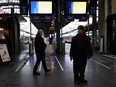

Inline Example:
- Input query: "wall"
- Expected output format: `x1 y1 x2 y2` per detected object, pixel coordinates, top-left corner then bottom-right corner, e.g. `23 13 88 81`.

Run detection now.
112 0 116 14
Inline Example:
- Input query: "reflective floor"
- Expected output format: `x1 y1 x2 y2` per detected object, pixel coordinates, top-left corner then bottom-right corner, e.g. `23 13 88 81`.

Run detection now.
0 44 116 87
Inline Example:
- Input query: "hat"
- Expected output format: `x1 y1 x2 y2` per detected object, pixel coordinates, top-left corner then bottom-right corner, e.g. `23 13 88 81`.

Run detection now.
77 25 85 31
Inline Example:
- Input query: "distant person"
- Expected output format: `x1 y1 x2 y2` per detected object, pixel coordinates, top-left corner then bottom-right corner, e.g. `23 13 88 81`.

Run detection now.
33 29 51 75
70 25 93 83
0 31 4 39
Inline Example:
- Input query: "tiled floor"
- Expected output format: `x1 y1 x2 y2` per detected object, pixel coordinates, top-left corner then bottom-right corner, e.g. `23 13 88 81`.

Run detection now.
0 44 116 87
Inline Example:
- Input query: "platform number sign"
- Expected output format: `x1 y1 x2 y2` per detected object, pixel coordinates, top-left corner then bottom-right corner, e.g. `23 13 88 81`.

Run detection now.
20 0 28 15
89 7 96 15
89 0 97 15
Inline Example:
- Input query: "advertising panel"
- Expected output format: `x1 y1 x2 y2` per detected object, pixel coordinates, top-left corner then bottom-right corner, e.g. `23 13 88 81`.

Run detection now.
0 44 10 62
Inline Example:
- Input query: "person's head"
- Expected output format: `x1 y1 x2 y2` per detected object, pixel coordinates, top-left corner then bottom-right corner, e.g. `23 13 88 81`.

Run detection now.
37 29 44 36
4 30 9 35
0 30 4 37
77 25 85 34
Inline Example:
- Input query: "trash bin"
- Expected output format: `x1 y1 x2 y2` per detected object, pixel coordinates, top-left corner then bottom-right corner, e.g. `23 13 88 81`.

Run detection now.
29 41 34 55
100 35 104 53
62 42 65 54
60 42 65 55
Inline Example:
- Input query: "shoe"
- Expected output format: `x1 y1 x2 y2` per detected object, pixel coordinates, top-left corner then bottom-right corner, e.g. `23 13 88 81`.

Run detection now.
45 69 51 73
74 77 81 84
74 77 80 81
80 79 88 83
74 80 81 84
33 72 40 75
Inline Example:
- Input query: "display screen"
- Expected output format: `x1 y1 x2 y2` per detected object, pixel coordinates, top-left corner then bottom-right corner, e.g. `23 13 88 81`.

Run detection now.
30 1 52 14
65 1 87 14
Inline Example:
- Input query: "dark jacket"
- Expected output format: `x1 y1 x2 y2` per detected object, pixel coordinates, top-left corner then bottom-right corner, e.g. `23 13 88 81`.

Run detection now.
70 34 93 60
35 35 47 57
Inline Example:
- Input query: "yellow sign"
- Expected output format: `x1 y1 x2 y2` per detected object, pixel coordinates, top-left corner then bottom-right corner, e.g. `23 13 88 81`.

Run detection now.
49 27 54 30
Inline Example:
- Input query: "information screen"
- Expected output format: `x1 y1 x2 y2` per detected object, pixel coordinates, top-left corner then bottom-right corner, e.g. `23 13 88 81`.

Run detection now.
30 1 52 14
65 1 87 14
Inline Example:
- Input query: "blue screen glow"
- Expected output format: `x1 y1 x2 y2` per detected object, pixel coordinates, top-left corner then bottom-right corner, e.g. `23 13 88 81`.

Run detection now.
30 1 52 14
65 1 87 14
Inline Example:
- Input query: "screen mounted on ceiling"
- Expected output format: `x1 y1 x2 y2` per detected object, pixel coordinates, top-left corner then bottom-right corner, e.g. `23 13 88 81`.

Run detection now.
30 1 52 14
65 1 87 15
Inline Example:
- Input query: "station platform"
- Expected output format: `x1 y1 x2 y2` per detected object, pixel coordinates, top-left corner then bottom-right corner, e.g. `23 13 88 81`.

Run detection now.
0 43 116 87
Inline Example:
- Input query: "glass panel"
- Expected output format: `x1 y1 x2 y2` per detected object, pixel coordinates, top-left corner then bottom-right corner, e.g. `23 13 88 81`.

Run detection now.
0 0 20 14
0 0 9 3
0 0 19 3
9 0 20 3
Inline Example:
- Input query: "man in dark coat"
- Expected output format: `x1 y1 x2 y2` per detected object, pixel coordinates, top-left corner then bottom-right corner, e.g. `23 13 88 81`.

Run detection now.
33 29 51 75
70 25 93 83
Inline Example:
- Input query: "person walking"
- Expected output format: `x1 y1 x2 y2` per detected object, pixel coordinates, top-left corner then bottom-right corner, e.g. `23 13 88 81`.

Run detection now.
33 29 51 75
70 25 93 83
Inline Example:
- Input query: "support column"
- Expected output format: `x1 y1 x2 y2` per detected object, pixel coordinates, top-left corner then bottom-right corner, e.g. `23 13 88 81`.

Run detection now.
98 0 105 52
92 15 97 50
98 0 111 52
55 0 61 54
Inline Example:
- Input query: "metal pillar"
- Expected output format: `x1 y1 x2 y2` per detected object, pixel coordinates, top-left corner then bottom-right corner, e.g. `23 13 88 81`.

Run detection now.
56 0 61 55
92 15 97 51
29 16 33 55
98 0 105 52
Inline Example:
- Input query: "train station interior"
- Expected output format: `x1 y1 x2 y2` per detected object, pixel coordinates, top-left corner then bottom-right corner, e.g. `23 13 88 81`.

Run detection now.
0 0 116 87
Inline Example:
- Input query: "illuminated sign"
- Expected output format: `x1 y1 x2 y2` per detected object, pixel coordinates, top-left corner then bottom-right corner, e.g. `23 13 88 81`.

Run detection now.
30 1 52 14
65 1 87 15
